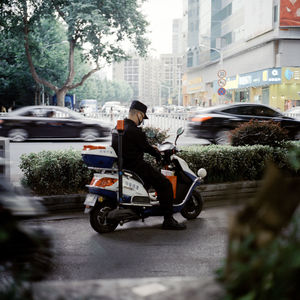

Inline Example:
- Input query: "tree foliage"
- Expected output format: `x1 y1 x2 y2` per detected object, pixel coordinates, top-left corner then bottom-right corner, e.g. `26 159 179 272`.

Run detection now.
74 77 133 105
231 120 289 147
0 29 36 108
1 0 150 106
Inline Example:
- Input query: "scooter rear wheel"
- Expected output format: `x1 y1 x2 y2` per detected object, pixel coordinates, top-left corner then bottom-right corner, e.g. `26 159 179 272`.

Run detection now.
90 202 119 234
180 190 203 220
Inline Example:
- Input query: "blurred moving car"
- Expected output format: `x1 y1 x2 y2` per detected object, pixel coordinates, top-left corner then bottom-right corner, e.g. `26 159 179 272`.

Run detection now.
187 103 300 144
0 176 53 280
0 105 112 142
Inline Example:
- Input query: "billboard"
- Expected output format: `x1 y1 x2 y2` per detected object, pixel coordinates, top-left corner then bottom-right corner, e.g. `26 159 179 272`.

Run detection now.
280 0 300 27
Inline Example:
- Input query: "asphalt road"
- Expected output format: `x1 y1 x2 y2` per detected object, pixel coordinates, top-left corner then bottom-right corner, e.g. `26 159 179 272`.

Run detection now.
23 206 232 281
8 134 208 184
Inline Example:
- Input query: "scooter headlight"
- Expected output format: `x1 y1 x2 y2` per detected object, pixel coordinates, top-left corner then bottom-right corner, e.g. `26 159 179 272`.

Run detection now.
197 168 207 179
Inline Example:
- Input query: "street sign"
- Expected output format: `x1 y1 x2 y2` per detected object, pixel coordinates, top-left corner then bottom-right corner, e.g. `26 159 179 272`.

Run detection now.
218 87 226 96
218 79 227 87
217 70 227 78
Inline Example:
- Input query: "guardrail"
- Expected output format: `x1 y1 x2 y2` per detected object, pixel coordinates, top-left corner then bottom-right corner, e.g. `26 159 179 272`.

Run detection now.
284 112 300 120
0 111 190 133
85 112 190 133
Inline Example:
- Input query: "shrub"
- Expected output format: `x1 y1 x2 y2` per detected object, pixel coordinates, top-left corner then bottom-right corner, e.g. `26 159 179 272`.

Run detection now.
231 120 289 147
143 126 170 145
20 142 300 195
178 143 299 184
20 149 93 195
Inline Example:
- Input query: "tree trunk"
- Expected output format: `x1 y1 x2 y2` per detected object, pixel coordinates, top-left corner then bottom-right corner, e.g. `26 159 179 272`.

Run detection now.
56 90 67 107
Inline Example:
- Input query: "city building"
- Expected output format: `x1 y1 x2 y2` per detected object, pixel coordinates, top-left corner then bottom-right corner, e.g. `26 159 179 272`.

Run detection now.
172 19 184 55
159 54 183 105
183 0 300 111
113 55 160 107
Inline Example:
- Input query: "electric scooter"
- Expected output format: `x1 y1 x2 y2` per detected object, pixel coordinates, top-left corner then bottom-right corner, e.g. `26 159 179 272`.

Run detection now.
82 125 207 234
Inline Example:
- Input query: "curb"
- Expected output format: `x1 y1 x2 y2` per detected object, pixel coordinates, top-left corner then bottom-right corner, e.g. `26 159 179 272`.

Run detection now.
32 276 224 300
199 180 262 208
42 194 86 213
41 180 261 213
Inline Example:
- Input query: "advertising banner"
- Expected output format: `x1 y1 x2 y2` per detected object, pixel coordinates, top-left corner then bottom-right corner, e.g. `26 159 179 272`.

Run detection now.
282 67 300 83
280 0 300 27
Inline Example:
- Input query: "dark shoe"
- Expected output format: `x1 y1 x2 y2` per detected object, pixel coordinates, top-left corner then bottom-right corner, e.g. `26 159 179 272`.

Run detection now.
162 216 186 230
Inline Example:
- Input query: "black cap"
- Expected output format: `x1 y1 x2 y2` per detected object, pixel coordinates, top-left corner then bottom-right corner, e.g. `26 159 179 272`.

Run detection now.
130 100 148 119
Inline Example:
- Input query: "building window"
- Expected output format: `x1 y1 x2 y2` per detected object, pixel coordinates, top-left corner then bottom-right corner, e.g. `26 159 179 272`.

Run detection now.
212 3 232 21
222 32 232 46
274 5 278 23
196 50 200 65
187 50 193 67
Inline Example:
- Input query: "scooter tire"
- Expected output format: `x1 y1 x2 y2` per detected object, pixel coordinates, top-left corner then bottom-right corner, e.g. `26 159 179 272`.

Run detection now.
90 203 119 234
180 190 203 220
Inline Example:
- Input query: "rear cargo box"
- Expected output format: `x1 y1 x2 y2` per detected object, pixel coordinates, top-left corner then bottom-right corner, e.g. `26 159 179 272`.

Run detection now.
82 145 117 168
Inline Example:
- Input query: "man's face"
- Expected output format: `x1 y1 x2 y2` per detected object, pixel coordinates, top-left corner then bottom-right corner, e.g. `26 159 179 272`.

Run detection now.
137 111 145 126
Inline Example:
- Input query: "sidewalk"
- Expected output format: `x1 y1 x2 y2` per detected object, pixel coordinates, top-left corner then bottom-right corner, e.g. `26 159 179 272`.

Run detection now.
32 276 224 300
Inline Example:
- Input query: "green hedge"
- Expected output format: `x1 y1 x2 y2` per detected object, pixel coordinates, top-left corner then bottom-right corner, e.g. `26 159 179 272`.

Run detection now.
178 143 299 184
20 142 300 195
20 149 93 195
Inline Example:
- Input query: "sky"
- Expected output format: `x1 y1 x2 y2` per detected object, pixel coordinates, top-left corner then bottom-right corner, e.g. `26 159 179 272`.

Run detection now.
141 0 183 55
101 0 183 78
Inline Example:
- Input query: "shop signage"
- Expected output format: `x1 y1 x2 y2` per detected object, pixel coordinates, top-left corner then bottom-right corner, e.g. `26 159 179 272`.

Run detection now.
186 76 203 94
282 67 300 83
238 68 281 88
263 68 282 83
224 76 238 89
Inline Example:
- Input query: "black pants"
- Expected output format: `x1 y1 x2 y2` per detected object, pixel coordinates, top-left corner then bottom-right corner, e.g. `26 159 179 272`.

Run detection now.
129 161 173 218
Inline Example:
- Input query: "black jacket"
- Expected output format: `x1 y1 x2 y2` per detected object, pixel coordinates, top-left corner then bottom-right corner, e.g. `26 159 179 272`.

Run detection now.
111 118 159 170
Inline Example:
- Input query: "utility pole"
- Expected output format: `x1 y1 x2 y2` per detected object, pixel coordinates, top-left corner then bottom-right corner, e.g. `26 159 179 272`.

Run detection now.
177 71 181 106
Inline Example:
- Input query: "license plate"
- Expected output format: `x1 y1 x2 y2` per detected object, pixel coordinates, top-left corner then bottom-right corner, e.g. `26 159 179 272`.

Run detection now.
84 194 98 206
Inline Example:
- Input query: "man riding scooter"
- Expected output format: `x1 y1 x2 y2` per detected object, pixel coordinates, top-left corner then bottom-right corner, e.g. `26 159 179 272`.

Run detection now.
111 100 186 230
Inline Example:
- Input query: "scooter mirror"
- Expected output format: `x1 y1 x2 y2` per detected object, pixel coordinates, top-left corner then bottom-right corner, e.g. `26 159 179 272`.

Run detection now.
197 168 207 178
146 130 156 138
174 127 184 145
177 127 184 136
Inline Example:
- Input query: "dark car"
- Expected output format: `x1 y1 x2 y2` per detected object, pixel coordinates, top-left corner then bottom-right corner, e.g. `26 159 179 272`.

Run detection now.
0 106 112 142
187 103 300 144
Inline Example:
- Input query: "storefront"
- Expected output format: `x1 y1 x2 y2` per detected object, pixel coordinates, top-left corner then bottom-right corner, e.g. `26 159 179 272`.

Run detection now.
186 67 300 110
183 76 208 106
270 67 300 110
213 67 300 110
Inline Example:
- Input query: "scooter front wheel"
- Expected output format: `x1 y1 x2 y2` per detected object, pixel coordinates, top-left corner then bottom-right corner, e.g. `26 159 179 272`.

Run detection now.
180 190 203 220
90 203 119 234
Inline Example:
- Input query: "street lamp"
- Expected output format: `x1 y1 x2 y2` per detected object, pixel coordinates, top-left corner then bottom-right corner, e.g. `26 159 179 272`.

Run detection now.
198 43 223 67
